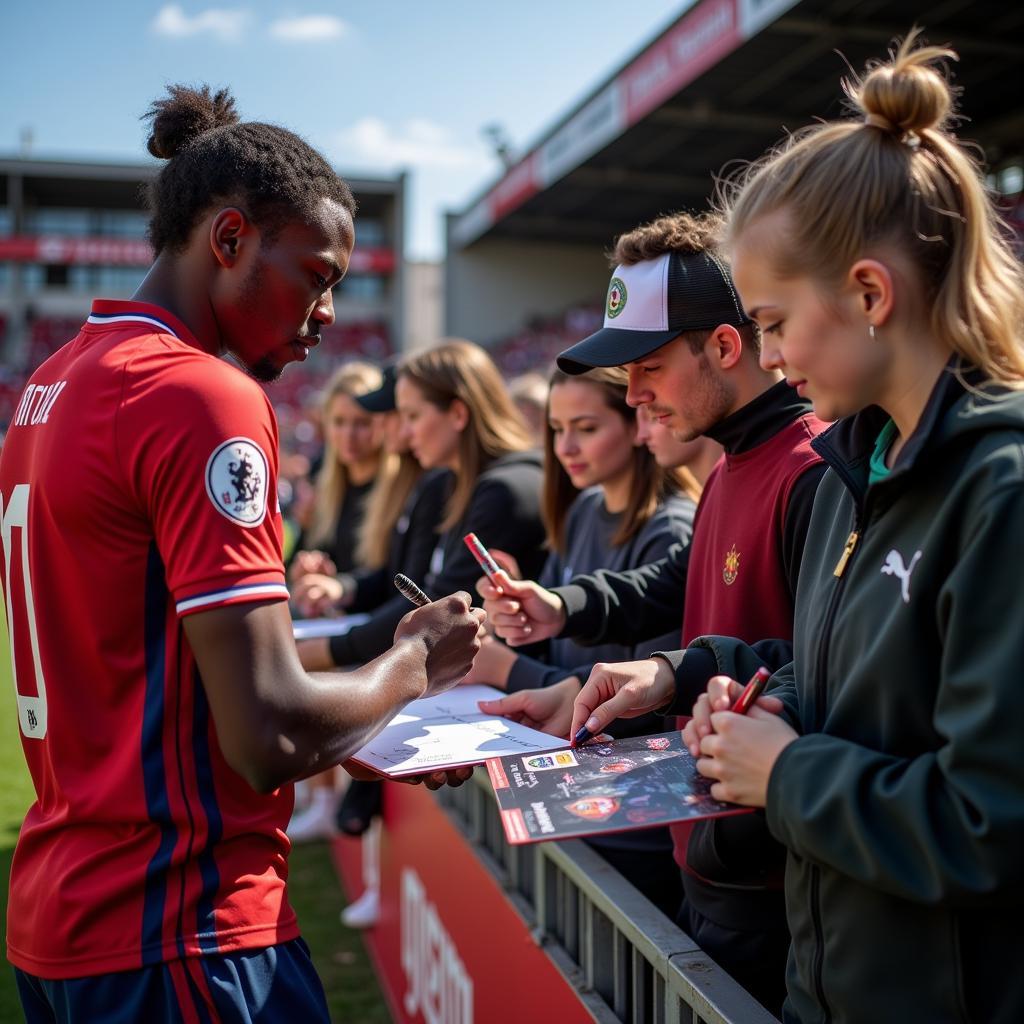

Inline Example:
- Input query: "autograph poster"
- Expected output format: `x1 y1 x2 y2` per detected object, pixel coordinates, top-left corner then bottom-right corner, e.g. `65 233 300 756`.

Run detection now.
486 731 752 844
349 685 560 777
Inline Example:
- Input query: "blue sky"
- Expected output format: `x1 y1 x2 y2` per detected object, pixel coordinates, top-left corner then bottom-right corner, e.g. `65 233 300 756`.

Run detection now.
1 2 687 259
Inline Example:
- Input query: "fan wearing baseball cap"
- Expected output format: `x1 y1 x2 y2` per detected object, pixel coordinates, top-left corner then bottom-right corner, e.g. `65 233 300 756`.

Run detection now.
559 232 750 374
479 211 827 1013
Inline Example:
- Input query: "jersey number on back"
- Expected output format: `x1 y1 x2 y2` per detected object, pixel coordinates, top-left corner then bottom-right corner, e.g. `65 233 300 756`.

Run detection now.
1 484 48 739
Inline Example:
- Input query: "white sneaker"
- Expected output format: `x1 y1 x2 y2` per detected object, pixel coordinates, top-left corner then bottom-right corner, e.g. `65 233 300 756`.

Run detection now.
287 790 338 843
340 887 379 928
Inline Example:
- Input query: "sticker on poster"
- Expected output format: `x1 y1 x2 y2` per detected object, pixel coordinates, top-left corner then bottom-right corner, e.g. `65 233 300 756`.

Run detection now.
565 796 619 822
523 750 579 772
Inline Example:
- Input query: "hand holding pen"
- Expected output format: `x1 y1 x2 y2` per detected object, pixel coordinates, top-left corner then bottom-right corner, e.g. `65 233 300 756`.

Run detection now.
683 667 795 807
463 534 502 587
392 576 487 698
468 533 568 647
728 666 772 715
684 667 780 756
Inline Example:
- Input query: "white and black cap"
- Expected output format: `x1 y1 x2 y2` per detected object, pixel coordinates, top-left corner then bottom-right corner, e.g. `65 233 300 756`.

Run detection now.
557 250 751 375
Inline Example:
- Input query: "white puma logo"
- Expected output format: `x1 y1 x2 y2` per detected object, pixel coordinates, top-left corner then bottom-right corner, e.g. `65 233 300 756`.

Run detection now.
880 549 922 604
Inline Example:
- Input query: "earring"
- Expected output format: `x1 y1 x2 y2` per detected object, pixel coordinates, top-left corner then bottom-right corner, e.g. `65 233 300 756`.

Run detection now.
868 324 876 340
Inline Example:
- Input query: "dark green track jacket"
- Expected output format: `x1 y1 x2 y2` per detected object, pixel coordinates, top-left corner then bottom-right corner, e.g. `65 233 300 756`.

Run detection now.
694 366 1024 1023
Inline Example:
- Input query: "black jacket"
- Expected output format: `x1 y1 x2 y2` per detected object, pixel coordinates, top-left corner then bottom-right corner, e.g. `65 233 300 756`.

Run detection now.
344 468 450 612
702 367 1024 1023
328 450 545 665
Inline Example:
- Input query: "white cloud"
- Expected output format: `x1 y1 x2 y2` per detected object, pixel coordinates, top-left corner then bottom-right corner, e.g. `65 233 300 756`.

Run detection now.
327 119 500 259
151 4 249 42
268 14 347 42
331 117 490 172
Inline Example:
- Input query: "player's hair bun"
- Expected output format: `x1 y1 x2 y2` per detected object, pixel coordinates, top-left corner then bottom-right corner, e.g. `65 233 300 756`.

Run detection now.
850 31 955 137
144 84 239 160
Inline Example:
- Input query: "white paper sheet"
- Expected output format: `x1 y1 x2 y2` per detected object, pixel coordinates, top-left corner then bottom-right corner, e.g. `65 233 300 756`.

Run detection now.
349 684 565 777
292 614 370 640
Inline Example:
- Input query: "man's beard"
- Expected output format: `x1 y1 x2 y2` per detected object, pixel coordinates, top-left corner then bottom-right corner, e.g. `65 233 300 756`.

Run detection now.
670 354 734 442
245 357 283 384
237 259 283 383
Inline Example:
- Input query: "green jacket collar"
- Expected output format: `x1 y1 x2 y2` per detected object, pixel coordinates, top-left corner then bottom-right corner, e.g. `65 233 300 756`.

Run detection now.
810 358 1018 504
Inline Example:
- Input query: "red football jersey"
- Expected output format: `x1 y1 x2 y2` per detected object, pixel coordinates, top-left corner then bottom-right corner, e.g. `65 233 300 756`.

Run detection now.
0 301 298 979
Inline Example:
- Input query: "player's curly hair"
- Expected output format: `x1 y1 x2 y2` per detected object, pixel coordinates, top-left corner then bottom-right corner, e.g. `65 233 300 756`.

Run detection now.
142 84 357 255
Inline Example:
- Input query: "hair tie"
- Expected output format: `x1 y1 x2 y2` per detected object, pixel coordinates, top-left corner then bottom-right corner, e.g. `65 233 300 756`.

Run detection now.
864 112 897 133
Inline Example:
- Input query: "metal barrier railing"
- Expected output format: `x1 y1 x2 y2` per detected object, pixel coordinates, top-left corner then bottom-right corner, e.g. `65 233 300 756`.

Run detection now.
437 770 780 1024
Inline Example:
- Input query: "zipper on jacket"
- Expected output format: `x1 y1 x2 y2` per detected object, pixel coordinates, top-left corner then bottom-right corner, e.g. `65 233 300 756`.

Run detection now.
832 531 859 577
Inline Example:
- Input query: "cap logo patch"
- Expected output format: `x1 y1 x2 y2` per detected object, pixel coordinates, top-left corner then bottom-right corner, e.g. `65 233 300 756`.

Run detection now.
606 277 628 319
205 437 269 527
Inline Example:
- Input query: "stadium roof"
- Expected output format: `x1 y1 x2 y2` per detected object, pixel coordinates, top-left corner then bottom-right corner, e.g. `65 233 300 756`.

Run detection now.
0 157 403 211
449 0 1024 250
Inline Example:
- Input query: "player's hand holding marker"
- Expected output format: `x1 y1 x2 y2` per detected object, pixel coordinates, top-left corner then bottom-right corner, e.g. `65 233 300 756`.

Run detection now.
350 574 486 792
392 579 486 699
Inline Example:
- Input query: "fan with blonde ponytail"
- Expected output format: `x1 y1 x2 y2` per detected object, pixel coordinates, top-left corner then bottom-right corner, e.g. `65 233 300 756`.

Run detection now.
721 28 1024 386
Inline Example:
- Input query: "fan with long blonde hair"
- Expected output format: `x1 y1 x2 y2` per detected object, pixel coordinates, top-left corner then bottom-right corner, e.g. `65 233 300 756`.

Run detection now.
306 361 393 563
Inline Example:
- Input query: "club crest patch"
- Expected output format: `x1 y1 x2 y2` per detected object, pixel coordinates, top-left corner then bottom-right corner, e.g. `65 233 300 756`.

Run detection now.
723 544 740 586
606 276 628 319
205 437 269 527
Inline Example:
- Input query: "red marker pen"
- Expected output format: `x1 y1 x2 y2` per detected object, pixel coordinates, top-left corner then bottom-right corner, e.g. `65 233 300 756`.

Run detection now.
729 666 771 715
463 532 501 586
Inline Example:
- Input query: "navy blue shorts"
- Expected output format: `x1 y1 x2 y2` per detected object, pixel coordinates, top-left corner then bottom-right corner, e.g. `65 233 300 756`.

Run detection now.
14 938 330 1023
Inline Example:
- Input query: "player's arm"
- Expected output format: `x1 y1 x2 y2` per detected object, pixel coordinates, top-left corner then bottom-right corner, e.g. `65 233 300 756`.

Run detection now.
183 594 483 793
